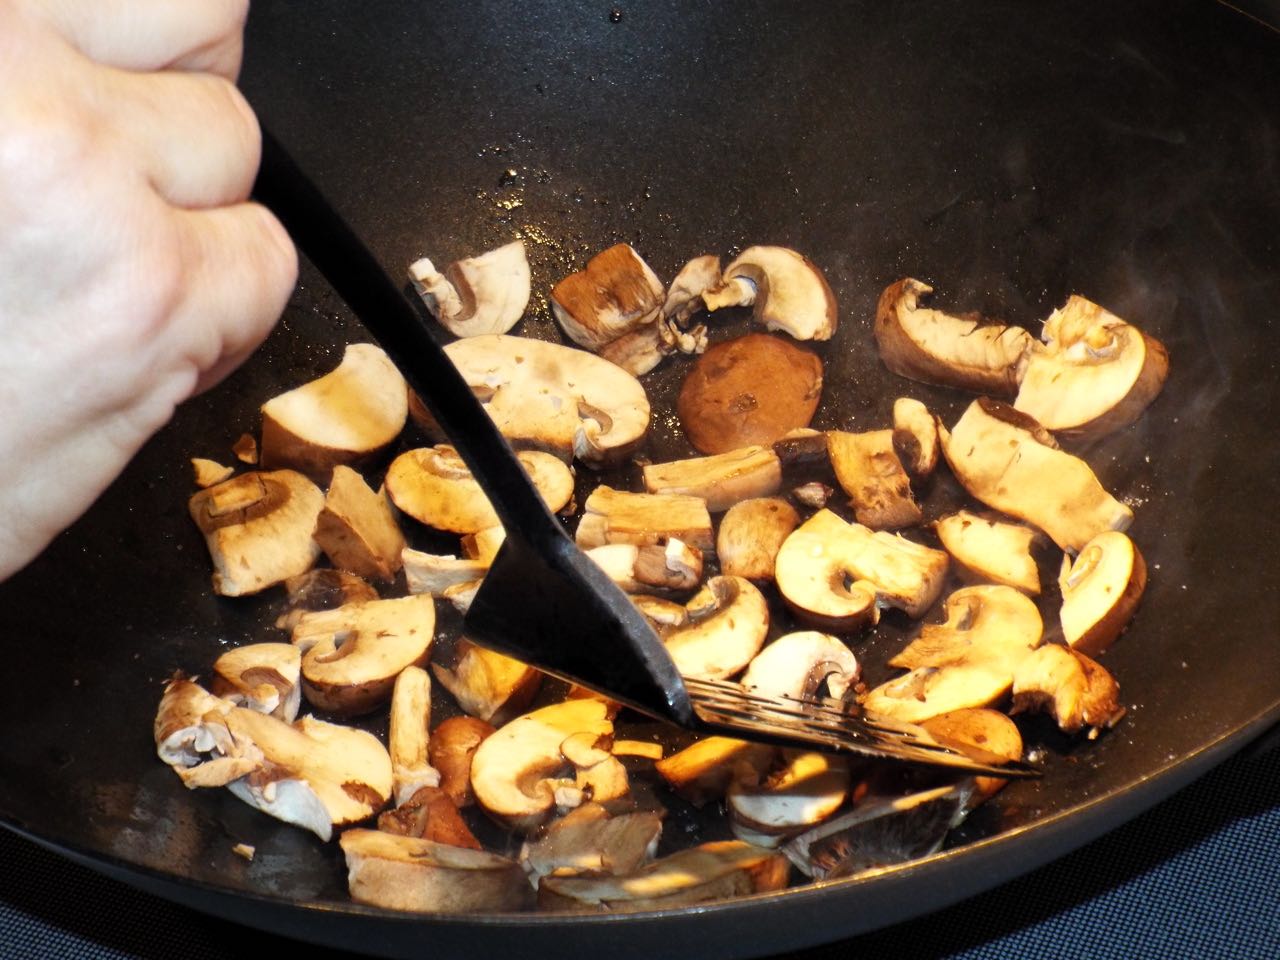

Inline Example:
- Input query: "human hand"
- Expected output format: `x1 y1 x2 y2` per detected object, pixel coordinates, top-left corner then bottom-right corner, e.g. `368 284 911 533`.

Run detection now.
0 0 297 581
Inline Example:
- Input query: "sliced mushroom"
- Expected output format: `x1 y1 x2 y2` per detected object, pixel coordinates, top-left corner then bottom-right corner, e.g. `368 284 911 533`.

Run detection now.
429 715 496 808
702 246 837 341
654 736 778 806
586 540 703 594
210 643 302 722
551 243 665 354
431 640 542 727
662 254 722 327
935 510 1041 595
469 698 617 834
677 333 824 455
630 594 692 631
428 335 650 467
775 509 949 625
188 469 324 597
790 482 834 510
575 486 714 554
536 840 790 913
874 278 1033 396
728 750 850 848
260 343 408 481
401 548 489 597
154 678 244 786
662 576 770 680
313 465 406 583
717 497 800 582
274 568 379 631
232 433 258 464
385 445 574 534
1014 295 1169 439
408 239 531 338
191 457 234 488
461 525 506 564
861 585 1043 724
520 803 664 883
340 829 531 913
388 665 440 806
739 631 860 701
292 594 436 717
1010 644 1126 737
918 708 1025 805
940 398 1133 552
826 429 923 530
642 446 783 513
1059 530 1147 656
377 784 482 851
892 397 939 480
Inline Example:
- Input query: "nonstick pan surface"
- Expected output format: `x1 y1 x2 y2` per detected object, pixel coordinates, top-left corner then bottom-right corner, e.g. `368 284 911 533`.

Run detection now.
1 2 1277 957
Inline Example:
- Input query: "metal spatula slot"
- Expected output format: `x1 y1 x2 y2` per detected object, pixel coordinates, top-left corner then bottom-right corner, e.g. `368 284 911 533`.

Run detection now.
253 128 1040 781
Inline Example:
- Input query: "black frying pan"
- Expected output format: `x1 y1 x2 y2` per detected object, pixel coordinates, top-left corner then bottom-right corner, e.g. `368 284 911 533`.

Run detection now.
1 2 1277 957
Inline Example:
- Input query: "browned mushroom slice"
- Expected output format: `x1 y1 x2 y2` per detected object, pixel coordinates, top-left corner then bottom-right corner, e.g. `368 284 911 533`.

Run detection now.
826 429 923 530
292 594 436 717
431 640 542 727
377 785 481 850
935 510 1041 595
210 643 302 722
191 457 234 488
874 278 1033 396
703 246 838 341
728 750 850 848
1010 644 1126 737
1059 530 1147 656
1014 295 1169 439
575 486 714 554
717 497 800 582
552 244 665 352
188 469 324 597
662 576 770 680
892 397 939 480
341 829 531 913
940 398 1133 552
429 716 496 808
739 631 859 701
385 444 574 534
388 666 439 805
919 708 1025 805
408 239 531 338
260 343 408 481
461 526 506 564
654 736 778 806
520 803 664 883
537 840 790 913
586 540 703 594
641 445 783 513
275 568 379 631
401 548 489 597
861 585 1043 724
436 334 650 466
313 465 406 583
154 679 243 786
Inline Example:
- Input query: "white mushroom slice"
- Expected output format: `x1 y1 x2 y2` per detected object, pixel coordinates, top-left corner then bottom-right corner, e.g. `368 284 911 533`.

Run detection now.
292 594 436 717
441 335 650 466
790 482 834 510
408 239 531 338
1059 530 1147 656
641 446 783 513
661 254 722 327
630 594 691 630
575 486 714 553
223 710 393 841
188 470 324 597
596 318 682 377
536 840 790 913
191 457 234 488
461 525 506 564
728 750 850 847
874 278 1033 396
275 568 379 631
892 397 939 480
551 243 665 349
935 510 1041 595
401 548 490 596
776 509 949 624
826 429 923 530
469 699 616 834
940 398 1133 552
154 679 240 781
389 666 440 806
385 445 574 535
919 708 1025 805
740 631 859 701
1010 644 1126 737
717 497 800 582
654 737 778 806
260 343 408 481
586 540 703 594
313 465 406 583
442 580 481 615
341 829 531 913
1015 295 1169 439
520 803 663 883
431 639 541 726
861 585 1043 724
662 576 770 680
210 643 302 722
703 246 837 341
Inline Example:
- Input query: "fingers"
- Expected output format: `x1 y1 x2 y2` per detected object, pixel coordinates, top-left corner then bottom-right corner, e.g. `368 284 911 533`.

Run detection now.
28 0 249 79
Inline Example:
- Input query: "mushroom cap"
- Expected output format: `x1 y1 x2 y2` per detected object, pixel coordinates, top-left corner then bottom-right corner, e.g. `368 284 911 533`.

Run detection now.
551 243 665 351
662 576 771 680
443 334 650 466
716 497 800 583
1014 295 1169 439
708 246 838 341
1011 644 1126 736
1059 530 1147 656
409 239 531 338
